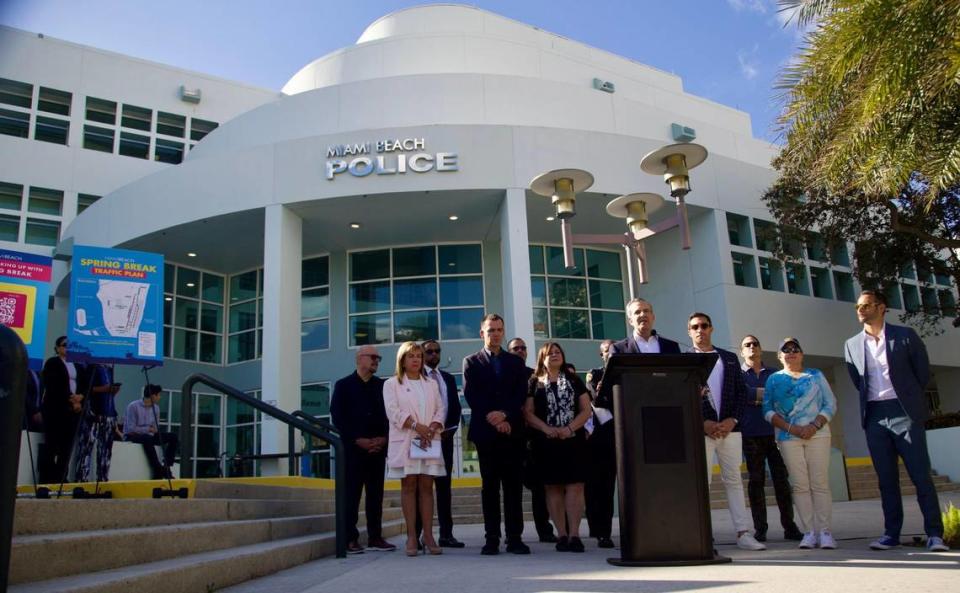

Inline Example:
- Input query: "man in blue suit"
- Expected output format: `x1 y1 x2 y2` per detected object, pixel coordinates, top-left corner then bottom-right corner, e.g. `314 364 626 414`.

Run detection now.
844 290 948 552
609 298 682 357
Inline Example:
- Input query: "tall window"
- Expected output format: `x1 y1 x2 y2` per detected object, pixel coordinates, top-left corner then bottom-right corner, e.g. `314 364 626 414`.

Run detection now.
529 245 626 340
0 78 31 139
227 268 263 363
163 263 225 363
302 256 330 351
301 383 332 477
225 392 260 477
348 244 485 346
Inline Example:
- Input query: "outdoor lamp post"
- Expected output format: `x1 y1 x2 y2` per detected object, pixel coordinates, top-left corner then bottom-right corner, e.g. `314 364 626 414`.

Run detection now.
529 142 707 298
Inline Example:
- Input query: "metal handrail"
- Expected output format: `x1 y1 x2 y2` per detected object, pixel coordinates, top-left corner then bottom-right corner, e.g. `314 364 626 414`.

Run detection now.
180 373 347 558
290 411 339 478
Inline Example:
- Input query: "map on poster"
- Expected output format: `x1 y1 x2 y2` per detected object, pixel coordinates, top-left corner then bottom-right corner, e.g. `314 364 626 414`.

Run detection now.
0 249 52 370
68 245 164 365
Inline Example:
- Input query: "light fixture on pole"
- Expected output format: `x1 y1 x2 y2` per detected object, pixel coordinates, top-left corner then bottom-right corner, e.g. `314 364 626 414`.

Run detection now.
529 168 594 269
605 193 664 290
639 143 708 250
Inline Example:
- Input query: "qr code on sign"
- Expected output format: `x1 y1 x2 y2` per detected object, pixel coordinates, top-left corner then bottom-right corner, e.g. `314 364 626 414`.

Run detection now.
0 295 17 325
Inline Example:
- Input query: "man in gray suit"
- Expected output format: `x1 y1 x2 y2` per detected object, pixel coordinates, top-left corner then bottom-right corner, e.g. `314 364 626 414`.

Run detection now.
844 289 948 552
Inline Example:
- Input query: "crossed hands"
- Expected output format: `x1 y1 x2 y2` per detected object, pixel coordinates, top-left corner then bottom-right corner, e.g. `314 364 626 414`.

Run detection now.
356 436 387 454
704 418 736 440
542 425 574 440
486 410 512 435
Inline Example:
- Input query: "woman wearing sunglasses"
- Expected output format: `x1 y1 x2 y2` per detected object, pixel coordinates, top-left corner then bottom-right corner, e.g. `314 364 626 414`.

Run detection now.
762 338 838 550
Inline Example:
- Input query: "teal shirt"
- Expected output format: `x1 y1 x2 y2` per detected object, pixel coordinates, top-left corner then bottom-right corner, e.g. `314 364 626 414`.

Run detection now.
762 368 837 442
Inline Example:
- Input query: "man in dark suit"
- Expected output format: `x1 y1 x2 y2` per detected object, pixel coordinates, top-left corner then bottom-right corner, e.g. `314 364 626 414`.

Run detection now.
330 345 396 554
417 339 464 548
508 336 557 544
688 312 766 551
844 290 948 552
463 314 531 555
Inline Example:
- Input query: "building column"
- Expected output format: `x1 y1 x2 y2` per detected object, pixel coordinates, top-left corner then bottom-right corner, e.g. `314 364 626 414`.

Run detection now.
500 188 535 350
260 204 302 476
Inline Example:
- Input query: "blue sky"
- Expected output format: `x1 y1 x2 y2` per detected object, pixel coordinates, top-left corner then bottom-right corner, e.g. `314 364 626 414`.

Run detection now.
0 0 806 142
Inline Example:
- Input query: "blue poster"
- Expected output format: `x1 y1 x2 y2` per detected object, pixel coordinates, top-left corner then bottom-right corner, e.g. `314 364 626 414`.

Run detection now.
68 245 164 365
0 249 53 370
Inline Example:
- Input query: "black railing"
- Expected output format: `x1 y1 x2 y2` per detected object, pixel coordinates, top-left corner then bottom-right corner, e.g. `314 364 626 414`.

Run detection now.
1 325 27 591
180 374 347 558
290 411 339 478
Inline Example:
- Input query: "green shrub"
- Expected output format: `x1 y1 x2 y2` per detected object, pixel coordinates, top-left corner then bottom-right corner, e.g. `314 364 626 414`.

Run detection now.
944 503 960 547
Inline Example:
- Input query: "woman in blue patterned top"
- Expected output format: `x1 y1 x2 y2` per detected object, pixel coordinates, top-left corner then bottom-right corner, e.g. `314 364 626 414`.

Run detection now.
762 337 838 550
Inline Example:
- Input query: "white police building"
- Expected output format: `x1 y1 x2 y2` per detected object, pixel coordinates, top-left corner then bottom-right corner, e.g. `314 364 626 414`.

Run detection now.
3 5 958 481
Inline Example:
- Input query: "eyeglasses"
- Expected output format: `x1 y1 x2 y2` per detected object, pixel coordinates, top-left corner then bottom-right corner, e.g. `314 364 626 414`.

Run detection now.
689 323 711 331
511 345 527 351
423 348 441 355
362 354 382 361
855 303 878 311
780 346 802 354
742 341 760 348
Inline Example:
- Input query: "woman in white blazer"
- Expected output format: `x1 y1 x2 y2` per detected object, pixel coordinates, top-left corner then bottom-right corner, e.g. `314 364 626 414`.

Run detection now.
383 341 446 556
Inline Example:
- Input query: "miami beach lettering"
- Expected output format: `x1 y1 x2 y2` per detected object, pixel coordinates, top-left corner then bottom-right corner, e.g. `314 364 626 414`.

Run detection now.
325 137 458 180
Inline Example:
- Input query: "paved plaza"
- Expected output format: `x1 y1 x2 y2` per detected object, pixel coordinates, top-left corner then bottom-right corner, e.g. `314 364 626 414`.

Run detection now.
223 492 959 593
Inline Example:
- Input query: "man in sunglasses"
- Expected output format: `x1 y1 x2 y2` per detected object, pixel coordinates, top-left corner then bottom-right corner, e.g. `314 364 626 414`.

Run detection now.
739 335 802 542
844 290 948 552
508 336 557 544
688 313 766 551
331 345 396 554
416 339 464 547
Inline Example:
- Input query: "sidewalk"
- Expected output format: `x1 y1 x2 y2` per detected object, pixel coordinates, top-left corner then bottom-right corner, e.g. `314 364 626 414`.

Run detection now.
222 492 959 593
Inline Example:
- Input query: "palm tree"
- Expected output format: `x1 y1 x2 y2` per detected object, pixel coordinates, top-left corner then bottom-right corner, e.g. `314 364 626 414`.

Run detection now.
774 0 960 226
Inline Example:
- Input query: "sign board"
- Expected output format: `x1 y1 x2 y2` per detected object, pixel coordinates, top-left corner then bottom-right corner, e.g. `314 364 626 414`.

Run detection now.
0 249 52 370
68 245 164 365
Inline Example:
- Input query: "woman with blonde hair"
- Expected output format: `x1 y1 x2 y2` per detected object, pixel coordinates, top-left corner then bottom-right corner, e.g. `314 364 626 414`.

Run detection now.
523 342 593 552
383 341 447 556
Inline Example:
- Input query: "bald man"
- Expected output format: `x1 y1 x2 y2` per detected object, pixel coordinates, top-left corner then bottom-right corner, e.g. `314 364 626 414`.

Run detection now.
331 345 396 554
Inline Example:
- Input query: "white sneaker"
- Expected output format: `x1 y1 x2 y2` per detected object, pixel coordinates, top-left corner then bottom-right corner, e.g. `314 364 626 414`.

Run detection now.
799 532 817 549
819 530 837 549
737 532 766 551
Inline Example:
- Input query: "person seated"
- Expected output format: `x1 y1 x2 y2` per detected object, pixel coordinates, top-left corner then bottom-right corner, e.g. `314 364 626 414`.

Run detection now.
123 384 179 479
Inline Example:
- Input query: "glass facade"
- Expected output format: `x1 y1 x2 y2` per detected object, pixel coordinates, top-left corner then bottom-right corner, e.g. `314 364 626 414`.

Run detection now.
164 263 225 363
529 245 626 340
348 244 484 346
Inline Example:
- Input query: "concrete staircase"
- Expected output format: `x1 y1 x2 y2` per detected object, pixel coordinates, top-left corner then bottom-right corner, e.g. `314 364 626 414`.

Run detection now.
846 464 960 500
449 487 535 525
8 482 403 593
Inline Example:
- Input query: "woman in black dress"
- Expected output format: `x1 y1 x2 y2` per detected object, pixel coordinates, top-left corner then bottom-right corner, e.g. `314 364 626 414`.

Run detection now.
524 342 593 552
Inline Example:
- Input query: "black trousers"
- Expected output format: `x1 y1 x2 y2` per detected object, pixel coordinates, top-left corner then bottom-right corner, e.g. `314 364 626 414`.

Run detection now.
522 439 554 538
585 420 617 538
416 431 456 539
125 432 179 479
344 447 386 542
476 436 525 542
742 434 797 534
40 413 79 484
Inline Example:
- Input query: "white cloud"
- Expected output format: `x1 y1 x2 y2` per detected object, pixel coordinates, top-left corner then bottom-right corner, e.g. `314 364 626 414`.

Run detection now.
738 47 760 80
727 0 769 13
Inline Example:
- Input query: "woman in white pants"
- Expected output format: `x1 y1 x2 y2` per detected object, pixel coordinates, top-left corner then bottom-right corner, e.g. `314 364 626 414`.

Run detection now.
762 337 838 549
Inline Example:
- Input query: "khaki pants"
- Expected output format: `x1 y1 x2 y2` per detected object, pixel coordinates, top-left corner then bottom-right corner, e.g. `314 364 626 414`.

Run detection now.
778 435 832 533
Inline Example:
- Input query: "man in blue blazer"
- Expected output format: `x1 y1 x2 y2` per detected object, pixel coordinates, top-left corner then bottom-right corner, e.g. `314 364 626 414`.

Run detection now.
688 312 766 551
463 313 530 555
844 290 948 552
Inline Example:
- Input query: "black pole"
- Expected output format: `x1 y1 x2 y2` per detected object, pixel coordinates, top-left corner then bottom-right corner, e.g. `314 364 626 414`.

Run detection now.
180 379 194 479
288 424 296 477
0 325 28 591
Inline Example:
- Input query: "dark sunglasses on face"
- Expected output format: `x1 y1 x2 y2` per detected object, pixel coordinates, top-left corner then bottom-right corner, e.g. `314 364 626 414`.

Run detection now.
511 345 527 351
742 341 760 348
689 323 711 331
423 348 441 355
780 346 802 354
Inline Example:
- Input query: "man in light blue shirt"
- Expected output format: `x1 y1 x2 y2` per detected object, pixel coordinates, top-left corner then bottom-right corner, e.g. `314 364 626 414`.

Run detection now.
124 384 178 479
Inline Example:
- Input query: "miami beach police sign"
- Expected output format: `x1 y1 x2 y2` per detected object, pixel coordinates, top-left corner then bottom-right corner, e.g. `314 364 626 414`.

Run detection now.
325 137 458 180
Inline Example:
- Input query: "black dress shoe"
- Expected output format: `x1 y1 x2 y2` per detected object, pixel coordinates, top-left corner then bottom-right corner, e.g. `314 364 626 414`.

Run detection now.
568 537 585 553
597 536 615 549
755 531 767 543
555 536 570 552
481 539 500 555
506 540 531 554
438 537 465 548
784 528 804 541
538 533 558 543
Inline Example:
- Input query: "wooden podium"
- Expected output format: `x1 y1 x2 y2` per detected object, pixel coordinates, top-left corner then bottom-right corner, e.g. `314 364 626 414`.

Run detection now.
602 353 730 566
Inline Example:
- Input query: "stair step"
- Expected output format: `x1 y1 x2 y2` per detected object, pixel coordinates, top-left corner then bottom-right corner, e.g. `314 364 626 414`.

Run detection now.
8 520 405 593
11 508 402 585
